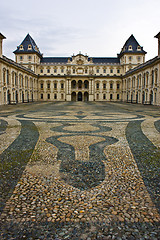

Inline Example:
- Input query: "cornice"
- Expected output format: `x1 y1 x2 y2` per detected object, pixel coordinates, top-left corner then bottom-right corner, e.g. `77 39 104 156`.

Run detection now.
0 56 37 77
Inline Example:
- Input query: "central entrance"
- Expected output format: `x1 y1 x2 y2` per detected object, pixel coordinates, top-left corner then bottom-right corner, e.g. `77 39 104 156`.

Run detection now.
77 92 82 101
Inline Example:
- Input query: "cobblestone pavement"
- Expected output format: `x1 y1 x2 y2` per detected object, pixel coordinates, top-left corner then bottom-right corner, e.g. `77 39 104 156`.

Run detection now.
0 101 160 240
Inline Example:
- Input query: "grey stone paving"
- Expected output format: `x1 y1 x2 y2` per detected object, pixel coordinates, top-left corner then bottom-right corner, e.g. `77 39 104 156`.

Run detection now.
0 101 160 239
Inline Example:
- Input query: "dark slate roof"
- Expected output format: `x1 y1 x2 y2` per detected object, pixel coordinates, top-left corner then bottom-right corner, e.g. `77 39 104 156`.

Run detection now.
119 34 146 57
13 34 42 57
91 57 120 64
41 57 70 63
155 32 160 39
0 33 6 39
41 57 120 64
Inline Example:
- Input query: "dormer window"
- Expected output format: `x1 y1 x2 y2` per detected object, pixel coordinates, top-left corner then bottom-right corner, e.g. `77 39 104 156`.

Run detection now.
28 44 32 50
128 45 133 51
20 45 23 50
137 46 141 51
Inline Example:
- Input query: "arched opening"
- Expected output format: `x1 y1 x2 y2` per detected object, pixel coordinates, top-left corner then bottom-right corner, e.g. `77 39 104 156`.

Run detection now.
84 80 89 89
27 92 29 102
15 91 18 104
71 92 76 101
7 90 11 104
136 93 138 103
131 94 133 103
78 80 82 89
22 91 24 103
142 92 145 104
84 92 89 101
71 80 76 89
77 92 82 101
150 90 153 105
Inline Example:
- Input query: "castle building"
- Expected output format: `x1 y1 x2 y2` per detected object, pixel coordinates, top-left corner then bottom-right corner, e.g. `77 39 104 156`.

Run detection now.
0 32 160 105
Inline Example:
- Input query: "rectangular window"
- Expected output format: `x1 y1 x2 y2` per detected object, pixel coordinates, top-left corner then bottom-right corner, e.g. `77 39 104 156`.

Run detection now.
20 56 23 60
137 56 141 62
54 83 57 89
117 69 120 73
54 69 57 73
110 69 113 73
96 83 99 89
85 69 88 73
47 69 50 73
41 94 43 99
110 94 113 100
47 83 50 89
28 56 32 60
103 69 106 73
117 83 120 89
54 94 57 99
73 69 75 73
61 69 64 73
103 83 106 89
117 94 119 100
41 83 43 89
48 94 50 99
110 83 113 89
103 94 106 99
61 83 64 89
97 69 99 73
40 69 43 73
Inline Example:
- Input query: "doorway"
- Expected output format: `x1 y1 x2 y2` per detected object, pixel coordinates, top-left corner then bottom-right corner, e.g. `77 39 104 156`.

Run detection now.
77 92 82 101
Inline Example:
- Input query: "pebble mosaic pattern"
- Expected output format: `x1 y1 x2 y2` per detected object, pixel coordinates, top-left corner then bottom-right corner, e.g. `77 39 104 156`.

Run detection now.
0 101 160 240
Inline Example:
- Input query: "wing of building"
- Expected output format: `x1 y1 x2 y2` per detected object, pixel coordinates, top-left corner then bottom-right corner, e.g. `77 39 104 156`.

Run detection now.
0 32 160 105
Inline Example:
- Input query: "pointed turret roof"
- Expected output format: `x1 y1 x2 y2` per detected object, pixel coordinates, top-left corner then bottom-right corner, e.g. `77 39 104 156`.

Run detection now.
0 33 6 39
119 34 146 57
13 33 42 57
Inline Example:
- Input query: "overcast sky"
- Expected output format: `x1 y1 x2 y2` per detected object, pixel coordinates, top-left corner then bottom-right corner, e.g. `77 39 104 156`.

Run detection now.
0 0 160 61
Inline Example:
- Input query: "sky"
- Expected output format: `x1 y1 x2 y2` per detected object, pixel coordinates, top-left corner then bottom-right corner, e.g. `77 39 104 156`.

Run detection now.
0 0 160 61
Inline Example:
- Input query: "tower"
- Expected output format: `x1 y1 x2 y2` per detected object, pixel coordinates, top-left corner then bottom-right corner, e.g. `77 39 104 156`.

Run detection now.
13 34 42 74
0 33 6 58
155 32 160 57
118 34 146 74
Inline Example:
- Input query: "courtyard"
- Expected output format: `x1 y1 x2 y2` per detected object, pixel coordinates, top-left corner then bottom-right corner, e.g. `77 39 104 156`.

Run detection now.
0 101 160 239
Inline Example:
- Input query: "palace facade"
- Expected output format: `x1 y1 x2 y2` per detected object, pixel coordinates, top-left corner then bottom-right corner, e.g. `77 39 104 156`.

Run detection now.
0 32 160 105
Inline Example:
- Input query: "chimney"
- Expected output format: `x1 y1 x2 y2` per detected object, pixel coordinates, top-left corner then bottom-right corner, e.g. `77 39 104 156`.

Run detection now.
0 33 6 58
155 32 160 57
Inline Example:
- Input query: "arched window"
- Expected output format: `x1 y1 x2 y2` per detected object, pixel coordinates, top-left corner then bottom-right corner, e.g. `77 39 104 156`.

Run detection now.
7 70 9 85
47 82 50 89
110 82 113 89
155 69 158 84
3 69 6 84
151 70 154 86
96 82 99 89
